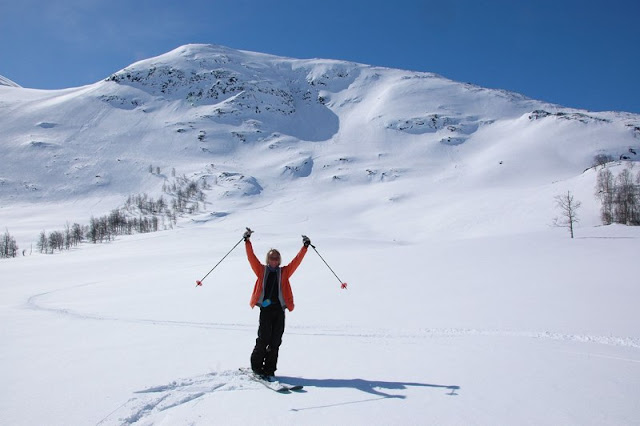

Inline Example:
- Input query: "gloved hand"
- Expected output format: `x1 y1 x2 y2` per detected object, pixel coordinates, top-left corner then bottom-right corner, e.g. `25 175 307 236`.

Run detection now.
302 235 311 247
243 227 254 241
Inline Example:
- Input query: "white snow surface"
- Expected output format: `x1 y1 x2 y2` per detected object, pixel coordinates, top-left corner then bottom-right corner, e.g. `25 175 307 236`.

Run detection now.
1 44 640 425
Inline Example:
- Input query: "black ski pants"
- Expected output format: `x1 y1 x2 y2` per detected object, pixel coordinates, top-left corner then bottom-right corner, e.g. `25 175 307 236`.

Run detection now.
250 307 285 375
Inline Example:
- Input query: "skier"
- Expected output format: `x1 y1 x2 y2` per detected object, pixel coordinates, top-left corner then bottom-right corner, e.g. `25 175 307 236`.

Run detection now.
243 229 310 378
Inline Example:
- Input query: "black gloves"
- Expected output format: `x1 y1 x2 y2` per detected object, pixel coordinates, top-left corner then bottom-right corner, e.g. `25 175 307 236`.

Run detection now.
243 227 254 241
302 235 311 247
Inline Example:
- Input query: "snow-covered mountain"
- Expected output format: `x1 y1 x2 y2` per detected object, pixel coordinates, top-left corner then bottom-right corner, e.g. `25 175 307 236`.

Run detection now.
1 43 639 243
3 45 640 426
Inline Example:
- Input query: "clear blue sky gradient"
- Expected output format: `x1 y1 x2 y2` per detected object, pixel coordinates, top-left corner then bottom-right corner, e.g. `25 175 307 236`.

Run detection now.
1 0 638 113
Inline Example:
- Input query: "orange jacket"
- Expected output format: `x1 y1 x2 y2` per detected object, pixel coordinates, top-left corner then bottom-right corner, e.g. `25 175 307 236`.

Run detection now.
246 240 307 311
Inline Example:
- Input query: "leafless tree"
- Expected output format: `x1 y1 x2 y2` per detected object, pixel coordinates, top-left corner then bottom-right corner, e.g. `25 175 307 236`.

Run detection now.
613 168 638 225
595 168 614 224
1 229 18 258
592 154 614 168
37 231 48 253
553 191 582 238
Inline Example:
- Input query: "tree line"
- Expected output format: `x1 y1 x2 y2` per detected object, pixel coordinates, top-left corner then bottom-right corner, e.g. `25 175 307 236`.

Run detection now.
595 164 640 225
36 214 163 253
37 175 208 254
1 229 18 258
3 172 210 258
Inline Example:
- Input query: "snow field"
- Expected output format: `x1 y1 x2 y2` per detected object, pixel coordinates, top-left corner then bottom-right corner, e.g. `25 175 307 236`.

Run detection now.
1 44 640 425
2 216 639 425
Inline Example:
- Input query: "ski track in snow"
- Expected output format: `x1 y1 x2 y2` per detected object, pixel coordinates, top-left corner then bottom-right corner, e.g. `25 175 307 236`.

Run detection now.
26 283 640 351
95 369 460 425
96 370 255 426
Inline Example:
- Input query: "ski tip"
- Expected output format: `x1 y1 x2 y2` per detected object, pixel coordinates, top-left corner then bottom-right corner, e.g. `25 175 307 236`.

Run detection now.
341 282 348 289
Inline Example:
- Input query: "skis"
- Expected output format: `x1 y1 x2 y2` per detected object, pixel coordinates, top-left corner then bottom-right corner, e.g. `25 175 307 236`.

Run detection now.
239 368 303 393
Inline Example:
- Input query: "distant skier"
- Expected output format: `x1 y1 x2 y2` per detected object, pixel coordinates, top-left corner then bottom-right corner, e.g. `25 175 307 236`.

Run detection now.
243 229 310 378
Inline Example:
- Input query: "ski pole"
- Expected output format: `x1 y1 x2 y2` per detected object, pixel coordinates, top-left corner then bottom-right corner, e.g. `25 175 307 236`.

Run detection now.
306 239 348 289
196 228 252 287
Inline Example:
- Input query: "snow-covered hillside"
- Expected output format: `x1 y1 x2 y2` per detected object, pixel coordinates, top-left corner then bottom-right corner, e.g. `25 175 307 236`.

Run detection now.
1 44 640 426
1 43 639 245
0 74 21 88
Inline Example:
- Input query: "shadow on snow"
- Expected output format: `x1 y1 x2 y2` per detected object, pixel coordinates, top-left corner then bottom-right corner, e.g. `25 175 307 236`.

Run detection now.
279 376 460 398
280 376 460 412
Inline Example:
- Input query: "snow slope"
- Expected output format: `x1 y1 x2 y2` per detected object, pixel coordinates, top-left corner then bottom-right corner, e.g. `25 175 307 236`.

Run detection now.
1 43 639 244
1 44 640 425
2 222 639 425
0 74 21 88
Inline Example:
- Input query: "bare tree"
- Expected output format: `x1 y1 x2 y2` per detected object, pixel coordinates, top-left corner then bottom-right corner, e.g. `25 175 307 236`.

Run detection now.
48 231 64 252
64 222 72 250
613 167 638 225
37 231 48 253
1 229 18 258
553 191 582 238
592 154 614 168
595 168 615 224
72 223 84 246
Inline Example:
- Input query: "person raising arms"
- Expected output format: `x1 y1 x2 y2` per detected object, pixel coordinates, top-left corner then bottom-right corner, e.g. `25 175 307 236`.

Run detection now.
243 229 311 378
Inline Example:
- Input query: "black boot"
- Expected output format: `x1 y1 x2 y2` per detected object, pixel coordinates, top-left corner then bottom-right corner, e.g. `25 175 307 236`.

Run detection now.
250 339 267 375
263 346 279 377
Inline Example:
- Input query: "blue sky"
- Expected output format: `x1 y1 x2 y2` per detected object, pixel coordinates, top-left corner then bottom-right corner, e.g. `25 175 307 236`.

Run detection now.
1 0 638 113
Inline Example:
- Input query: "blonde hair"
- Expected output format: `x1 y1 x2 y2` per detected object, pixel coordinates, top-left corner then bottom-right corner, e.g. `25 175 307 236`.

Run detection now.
265 249 281 265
